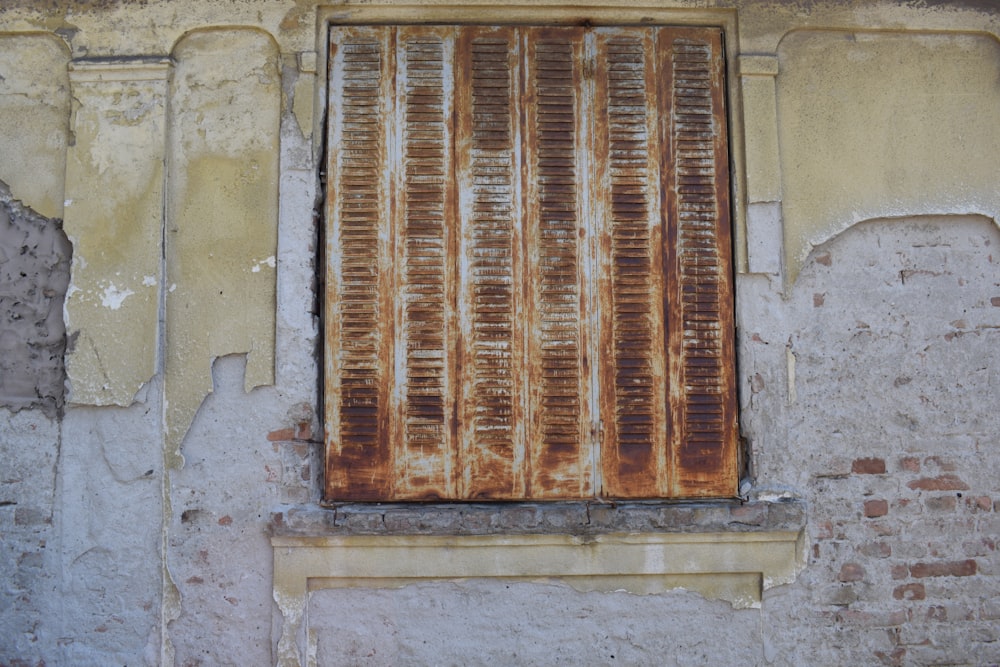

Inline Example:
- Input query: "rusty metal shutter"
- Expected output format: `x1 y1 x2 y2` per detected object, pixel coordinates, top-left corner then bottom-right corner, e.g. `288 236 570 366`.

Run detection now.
324 25 736 501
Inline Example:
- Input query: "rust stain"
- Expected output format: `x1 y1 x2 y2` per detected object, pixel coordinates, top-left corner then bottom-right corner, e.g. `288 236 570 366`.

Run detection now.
324 25 737 502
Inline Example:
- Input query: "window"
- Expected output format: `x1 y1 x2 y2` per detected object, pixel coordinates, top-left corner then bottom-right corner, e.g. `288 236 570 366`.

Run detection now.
323 24 736 501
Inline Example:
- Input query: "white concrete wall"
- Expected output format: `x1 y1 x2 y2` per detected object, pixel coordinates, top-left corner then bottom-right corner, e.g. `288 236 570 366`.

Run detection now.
1 2 998 665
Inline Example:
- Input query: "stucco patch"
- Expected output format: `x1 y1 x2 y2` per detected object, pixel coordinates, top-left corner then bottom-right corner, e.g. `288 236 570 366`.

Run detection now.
776 31 1000 286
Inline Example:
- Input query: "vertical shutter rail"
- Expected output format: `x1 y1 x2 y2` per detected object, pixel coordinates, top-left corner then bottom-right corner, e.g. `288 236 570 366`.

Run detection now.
598 28 667 498
663 28 738 497
393 27 456 498
325 28 395 500
456 27 525 498
523 28 592 498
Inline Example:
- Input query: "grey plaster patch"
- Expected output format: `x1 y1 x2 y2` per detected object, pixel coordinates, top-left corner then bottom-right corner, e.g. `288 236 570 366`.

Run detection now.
0 180 71 415
309 580 762 666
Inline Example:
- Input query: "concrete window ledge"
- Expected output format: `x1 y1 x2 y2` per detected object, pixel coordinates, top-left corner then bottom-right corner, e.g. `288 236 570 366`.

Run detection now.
270 500 806 667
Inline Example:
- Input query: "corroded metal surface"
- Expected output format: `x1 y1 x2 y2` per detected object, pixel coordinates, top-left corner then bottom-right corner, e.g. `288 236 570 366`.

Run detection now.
325 25 736 501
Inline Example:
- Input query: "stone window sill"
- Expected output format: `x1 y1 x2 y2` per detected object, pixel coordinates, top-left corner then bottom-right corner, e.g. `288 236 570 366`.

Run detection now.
270 500 806 667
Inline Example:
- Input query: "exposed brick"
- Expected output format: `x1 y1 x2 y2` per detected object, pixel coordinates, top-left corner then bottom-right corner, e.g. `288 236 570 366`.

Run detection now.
909 559 977 578
836 609 909 627
874 647 906 667
980 600 1000 620
924 495 957 512
859 541 892 558
907 475 969 491
838 562 866 582
267 427 295 442
891 564 909 580
865 499 889 518
969 495 993 511
294 422 312 440
893 583 925 600
268 422 312 442
217 515 233 526
852 457 886 474
926 605 947 621
899 456 921 473
922 456 957 471
821 584 858 606
816 520 834 540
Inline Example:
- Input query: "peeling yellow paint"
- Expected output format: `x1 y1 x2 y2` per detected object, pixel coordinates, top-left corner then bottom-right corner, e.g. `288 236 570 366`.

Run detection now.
777 30 1000 286
63 59 169 406
164 28 280 458
0 33 69 220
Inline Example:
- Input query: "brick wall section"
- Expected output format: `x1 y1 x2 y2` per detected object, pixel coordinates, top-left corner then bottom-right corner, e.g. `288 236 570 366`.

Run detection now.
744 217 1000 666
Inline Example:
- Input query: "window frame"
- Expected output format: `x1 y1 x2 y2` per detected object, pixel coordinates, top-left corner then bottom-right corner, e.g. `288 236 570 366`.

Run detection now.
317 6 748 504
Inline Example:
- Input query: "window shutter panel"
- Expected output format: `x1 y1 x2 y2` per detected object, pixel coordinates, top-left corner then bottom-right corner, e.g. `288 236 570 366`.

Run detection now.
392 27 458 499
325 24 736 502
522 27 593 498
661 28 738 497
325 27 395 500
454 27 526 498
595 28 669 498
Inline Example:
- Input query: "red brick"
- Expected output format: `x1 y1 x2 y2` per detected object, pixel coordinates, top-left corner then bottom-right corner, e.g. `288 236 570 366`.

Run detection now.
909 559 977 578
874 647 906 667
816 521 834 539
926 605 947 621
294 422 312 440
838 562 866 582
268 422 312 442
893 583 925 600
217 515 233 526
853 457 886 474
267 427 295 442
899 456 921 473
969 496 993 511
865 499 889 517
891 564 909 580
907 475 969 491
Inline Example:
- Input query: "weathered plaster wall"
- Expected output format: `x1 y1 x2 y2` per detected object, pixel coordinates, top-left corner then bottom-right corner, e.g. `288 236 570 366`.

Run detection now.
776 30 1000 286
63 58 168 406
744 215 1000 665
164 27 281 463
0 1 998 666
0 33 69 220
